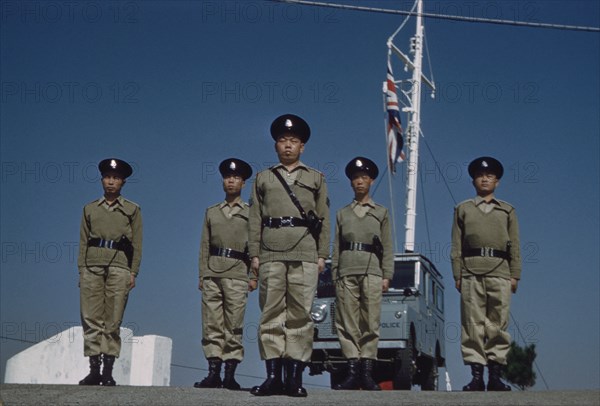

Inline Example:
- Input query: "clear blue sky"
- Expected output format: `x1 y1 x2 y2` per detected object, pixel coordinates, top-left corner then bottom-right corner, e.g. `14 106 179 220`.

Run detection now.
1 0 598 390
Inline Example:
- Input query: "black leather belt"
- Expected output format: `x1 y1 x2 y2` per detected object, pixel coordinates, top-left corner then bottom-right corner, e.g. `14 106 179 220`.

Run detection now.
87 238 126 251
209 246 248 261
262 216 307 228
341 241 377 253
463 248 510 260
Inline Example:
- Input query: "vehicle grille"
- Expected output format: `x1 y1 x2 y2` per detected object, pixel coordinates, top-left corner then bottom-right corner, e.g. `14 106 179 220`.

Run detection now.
314 300 338 339
330 301 337 335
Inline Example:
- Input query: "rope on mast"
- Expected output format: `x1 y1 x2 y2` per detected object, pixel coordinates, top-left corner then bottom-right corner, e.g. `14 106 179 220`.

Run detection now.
418 166 432 257
423 27 435 95
420 132 458 206
387 0 417 43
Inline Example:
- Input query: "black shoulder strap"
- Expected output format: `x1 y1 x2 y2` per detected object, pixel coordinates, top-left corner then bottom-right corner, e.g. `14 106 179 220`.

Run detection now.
270 168 308 220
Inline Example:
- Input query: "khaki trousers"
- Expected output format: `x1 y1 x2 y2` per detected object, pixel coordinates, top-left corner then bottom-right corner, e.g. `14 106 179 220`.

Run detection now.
335 274 382 359
80 266 131 357
461 275 511 365
201 277 248 361
258 261 318 362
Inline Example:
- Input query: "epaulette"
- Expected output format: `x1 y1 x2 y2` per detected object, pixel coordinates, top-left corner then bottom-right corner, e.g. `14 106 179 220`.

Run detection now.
85 198 102 206
121 197 140 209
497 199 515 212
306 166 325 177
206 202 222 210
119 198 141 217
455 198 474 209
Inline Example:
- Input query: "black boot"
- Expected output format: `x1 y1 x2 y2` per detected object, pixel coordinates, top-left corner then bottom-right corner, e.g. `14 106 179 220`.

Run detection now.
79 355 102 385
101 354 117 386
462 363 485 391
360 358 381 391
487 361 511 391
250 359 284 396
333 358 361 390
222 359 241 390
194 358 223 388
286 359 307 397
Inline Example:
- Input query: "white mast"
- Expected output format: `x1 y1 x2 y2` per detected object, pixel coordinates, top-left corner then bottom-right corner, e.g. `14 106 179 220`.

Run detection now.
387 0 434 252
404 0 424 252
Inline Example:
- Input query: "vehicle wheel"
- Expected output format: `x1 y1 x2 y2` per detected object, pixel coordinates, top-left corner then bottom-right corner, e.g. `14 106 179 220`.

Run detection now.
393 337 416 390
418 356 438 391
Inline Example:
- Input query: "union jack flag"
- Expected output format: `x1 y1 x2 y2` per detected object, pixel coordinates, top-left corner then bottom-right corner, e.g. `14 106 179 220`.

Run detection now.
386 61 405 174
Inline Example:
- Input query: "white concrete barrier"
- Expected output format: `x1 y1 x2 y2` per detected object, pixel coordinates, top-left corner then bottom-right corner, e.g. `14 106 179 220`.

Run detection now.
4 327 171 386
130 335 172 386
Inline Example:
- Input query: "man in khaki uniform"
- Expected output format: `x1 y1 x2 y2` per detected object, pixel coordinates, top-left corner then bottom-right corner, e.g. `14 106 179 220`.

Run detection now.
248 114 330 398
195 158 256 390
331 157 394 391
451 156 521 392
78 158 142 386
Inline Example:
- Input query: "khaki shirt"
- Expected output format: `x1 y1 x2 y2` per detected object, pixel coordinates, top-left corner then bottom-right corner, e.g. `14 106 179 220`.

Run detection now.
77 195 143 276
199 199 253 281
332 199 394 280
451 196 522 281
248 162 330 263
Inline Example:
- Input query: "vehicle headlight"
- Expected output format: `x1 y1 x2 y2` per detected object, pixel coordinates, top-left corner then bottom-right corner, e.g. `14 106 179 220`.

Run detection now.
310 303 328 323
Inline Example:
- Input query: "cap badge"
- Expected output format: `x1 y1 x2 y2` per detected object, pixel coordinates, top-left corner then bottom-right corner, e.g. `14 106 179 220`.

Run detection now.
110 159 117 169
356 159 363 168
285 119 293 128
482 160 489 168
229 162 236 170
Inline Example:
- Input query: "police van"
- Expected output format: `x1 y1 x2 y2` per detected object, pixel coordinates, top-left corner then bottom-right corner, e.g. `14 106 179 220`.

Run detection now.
308 253 445 390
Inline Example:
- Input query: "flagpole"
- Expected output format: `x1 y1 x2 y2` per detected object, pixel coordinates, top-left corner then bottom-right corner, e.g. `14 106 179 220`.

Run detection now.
385 0 434 253
403 0 425 253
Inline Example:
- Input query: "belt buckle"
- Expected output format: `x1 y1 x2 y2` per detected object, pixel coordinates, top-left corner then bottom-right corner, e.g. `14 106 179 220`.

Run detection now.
280 217 292 227
489 248 494 257
223 248 232 257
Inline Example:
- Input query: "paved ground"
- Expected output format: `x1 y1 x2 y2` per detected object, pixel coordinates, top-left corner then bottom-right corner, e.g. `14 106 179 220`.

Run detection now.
1 384 599 406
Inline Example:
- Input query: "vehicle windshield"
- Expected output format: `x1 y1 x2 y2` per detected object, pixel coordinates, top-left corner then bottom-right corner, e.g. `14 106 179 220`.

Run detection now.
389 261 416 290
316 263 335 298
317 260 417 298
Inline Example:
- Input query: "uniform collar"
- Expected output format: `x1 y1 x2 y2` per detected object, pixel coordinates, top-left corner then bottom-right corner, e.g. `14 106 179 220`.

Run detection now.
351 198 376 209
220 198 244 209
273 161 308 172
98 195 124 207
474 195 500 206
